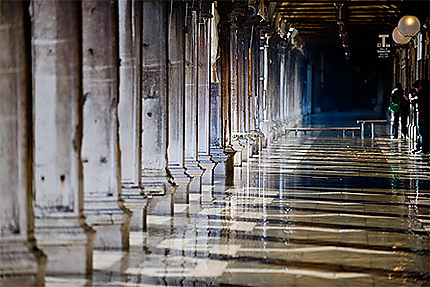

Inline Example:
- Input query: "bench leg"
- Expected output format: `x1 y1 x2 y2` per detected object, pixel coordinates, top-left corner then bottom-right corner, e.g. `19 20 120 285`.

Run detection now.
371 123 375 139
361 123 365 139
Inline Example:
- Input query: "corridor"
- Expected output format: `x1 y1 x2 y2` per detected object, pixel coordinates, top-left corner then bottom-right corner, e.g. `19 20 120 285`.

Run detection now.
46 119 430 286
1 1 429 285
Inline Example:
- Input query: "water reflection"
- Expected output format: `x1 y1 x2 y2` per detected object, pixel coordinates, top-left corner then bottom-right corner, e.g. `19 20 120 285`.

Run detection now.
46 128 430 286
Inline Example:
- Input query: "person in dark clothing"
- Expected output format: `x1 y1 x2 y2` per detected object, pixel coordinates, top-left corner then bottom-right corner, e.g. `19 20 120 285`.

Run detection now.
390 83 403 139
400 88 410 138
412 80 429 153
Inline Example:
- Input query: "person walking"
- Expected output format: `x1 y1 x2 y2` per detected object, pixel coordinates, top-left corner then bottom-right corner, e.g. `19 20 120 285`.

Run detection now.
389 83 403 139
400 88 410 139
411 80 429 153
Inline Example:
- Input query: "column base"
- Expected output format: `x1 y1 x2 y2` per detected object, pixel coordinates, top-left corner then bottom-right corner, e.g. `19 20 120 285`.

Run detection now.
168 166 192 204
185 160 205 193
35 217 95 275
122 186 148 231
239 137 255 163
232 141 244 167
198 154 216 185
0 238 46 286
211 146 235 186
84 197 131 250
141 174 176 216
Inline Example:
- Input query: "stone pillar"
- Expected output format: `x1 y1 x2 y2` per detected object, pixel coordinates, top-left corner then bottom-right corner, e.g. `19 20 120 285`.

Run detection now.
184 9 205 193
260 32 270 146
31 0 94 274
82 0 131 249
240 24 255 162
249 30 257 133
0 1 46 285
197 5 216 185
281 50 288 127
215 6 236 185
168 3 191 203
210 5 229 184
118 0 147 231
228 12 245 167
141 1 176 215
267 37 278 143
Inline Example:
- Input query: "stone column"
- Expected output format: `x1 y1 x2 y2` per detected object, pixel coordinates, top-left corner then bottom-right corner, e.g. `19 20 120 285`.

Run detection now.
184 9 205 193
31 0 94 274
228 12 245 167
0 1 46 285
241 24 255 162
214 6 236 185
118 0 147 230
260 32 270 146
82 0 131 250
267 38 278 143
209 5 230 184
168 3 192 204
141 1 176 215
249 29 257 133
197 5 216 185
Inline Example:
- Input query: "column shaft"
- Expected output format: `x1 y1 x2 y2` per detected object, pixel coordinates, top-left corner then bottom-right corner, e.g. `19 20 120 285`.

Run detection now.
119 0 141 188
168 3 191 204
31 0 94 273
197 6 216 185
0 1 46 284
210 5 231 182
184 9 205 193
118 0 147 231
82 0 131 249
141 1 175 215
217 8 236 183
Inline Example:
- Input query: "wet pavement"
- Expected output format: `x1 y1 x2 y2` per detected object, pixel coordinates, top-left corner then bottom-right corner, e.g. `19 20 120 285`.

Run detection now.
47 119 430 286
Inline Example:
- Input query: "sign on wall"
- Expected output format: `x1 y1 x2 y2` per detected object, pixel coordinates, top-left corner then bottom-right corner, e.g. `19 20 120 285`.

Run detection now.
377 34 391 59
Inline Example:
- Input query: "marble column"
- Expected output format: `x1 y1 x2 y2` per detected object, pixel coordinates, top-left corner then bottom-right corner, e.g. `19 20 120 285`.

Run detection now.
31 0 95 274
267 38 278 143
184 9 205 193
280 50 287 128
228 13 245 167
210 6 230 184
0 1 46 285
82 0 131 249
260 32 270 147
168 3 192 204
240 25 255 162
215 7 236 185
141 1 176 215
197 5 216 185
118 0 147 230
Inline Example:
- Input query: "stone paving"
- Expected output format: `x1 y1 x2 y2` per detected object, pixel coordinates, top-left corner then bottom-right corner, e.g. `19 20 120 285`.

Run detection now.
46 129 430 286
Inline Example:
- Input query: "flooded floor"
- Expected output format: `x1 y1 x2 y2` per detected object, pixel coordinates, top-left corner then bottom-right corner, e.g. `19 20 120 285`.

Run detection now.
47 125 430 286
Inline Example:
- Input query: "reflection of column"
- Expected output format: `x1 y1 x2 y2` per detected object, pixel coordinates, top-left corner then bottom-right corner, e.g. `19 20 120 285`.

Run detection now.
185 10 205 193
197 5 216 185
118 0 147 231
168 4 191 203
141 1 176 215
32 0 94 274
82 0 131 249
0 2 46 284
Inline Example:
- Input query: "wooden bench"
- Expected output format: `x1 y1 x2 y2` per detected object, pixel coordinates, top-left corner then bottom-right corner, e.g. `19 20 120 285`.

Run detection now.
356 120 391 139
285 127 360 137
